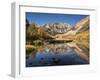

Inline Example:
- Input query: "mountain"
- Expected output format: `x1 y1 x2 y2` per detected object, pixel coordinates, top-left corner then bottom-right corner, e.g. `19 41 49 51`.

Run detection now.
42 16 89 38
46 16 90 40
26 16 89 41
74 16 89 34
43 22 72 35
59 16 89 36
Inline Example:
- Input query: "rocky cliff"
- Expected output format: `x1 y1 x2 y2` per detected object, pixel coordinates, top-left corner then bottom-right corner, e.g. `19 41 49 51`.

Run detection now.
43 22 72 35
74 16 89 34
60 16 89 36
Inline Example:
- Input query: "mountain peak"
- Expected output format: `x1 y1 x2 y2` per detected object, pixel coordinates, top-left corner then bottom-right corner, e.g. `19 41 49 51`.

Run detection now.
43 22 72 35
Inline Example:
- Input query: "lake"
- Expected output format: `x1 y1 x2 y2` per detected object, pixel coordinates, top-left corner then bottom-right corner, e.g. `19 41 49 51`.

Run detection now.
26 42 89 67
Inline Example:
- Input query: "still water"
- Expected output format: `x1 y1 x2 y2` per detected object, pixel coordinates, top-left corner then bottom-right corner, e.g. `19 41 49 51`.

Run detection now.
26 43 89 67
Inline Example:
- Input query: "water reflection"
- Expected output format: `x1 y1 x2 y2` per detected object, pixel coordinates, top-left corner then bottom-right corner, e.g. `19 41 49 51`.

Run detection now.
26 42 89 67
45 44 71 54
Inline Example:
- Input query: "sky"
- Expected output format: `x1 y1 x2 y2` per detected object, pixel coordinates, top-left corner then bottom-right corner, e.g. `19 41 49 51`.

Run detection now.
26 12 88 27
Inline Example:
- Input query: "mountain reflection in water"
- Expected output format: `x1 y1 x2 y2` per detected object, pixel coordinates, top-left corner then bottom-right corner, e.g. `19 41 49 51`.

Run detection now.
26 42 89 67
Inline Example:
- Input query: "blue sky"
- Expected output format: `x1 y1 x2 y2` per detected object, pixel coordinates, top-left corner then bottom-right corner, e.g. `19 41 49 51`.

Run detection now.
26 12 88 27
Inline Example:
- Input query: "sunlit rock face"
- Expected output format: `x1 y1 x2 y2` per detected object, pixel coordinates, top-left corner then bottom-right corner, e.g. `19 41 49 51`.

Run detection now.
59 16 90 35
74 16 89 34
43 22 72 35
